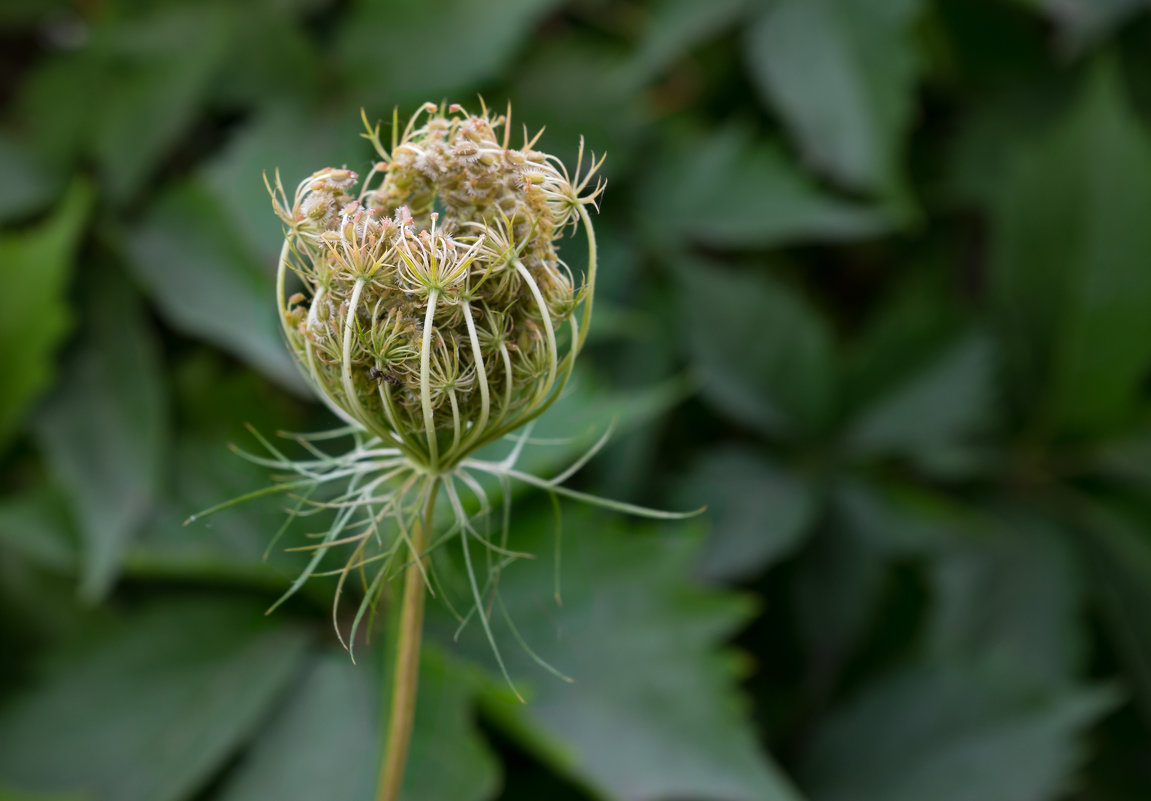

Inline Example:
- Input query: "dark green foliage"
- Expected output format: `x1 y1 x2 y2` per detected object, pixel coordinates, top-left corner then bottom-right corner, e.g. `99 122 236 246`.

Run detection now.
4 0 1151 799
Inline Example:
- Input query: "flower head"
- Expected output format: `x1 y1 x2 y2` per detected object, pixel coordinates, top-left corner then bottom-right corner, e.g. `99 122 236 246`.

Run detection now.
269 101 605 474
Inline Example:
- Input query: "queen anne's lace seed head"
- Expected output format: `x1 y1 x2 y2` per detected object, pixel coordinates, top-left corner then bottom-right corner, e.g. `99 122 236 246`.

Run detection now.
268 101 605 473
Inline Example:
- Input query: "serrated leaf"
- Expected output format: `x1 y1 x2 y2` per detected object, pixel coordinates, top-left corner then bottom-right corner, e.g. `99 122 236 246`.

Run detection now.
433 511 801 801
0 600 311 801
121 180 307 394
801 662 1116 801
643 124 888 249
744 0 924 195
991 57 1151 437
32 267 167 600
0 181 91 453
677 446 818 582
677 257 837 438
218 647 499 801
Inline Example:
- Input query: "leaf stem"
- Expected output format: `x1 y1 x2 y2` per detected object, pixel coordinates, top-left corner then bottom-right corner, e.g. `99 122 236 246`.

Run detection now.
377 475 440 801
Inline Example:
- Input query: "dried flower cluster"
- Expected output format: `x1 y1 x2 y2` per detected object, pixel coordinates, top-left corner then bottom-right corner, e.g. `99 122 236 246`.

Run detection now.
268 102 605 473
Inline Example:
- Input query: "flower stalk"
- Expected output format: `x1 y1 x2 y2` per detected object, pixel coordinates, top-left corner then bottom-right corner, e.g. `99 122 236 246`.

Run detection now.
378 475 439 801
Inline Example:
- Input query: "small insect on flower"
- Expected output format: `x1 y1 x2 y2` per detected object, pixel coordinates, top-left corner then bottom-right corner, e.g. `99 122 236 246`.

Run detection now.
193 100 700 801
368 366 403 387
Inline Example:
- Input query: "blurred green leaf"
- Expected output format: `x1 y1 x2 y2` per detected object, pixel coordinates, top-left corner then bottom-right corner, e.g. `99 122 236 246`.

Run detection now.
436 512 802 801
10 51 105 170
991 57 1151 437
644 124 888 249
677 446 819 582
926 511 1087 688
5 358 317 596
215 652 376 801
508 36 643 178
209 3 322 110
0 0 68 28
33 267 167 600
0 488 77 574
843 268 966 416
1018 0 1147 54
845 331 994 463
130 440 308 589
121 180 307 394
497 370 693 490
1080 496 1151 728
791 503 887 695
0 132 63 224
932 0 1051 89
0 181 92 453
128 356 317 590
201 103 364 265
677 257 837 438
792 477 968 688
940 81 1070 211
92 6 235 202
801 662 1116 801
834 479 964 556
337 0 565 107
744 0 924 196
0 501 95 658
0 600 311 801
1095 423 1151 493
218 647 499 801
625 0 749 86
0 789 84 801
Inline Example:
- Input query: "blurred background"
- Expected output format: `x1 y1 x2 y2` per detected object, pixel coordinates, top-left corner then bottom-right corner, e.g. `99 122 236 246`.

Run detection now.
3 0 1151 799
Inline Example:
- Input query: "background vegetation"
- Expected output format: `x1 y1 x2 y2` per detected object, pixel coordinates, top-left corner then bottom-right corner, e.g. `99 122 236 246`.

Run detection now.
3 0 1151 799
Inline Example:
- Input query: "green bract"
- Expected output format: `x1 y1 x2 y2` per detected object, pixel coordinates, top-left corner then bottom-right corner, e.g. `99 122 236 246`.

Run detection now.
268 102 604 473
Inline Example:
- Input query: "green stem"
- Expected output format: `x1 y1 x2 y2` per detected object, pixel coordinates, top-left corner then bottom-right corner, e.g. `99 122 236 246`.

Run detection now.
377 476 440 801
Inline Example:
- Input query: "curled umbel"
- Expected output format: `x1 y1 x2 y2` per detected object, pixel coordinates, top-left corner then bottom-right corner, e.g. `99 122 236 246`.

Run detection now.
268 102 604 473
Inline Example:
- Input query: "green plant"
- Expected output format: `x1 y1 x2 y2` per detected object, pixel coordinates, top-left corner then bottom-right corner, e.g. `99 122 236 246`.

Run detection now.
192 102 696 801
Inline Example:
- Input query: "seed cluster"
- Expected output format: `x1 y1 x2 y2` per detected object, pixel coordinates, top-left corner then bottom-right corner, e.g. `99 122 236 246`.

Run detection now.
269 102 603 470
